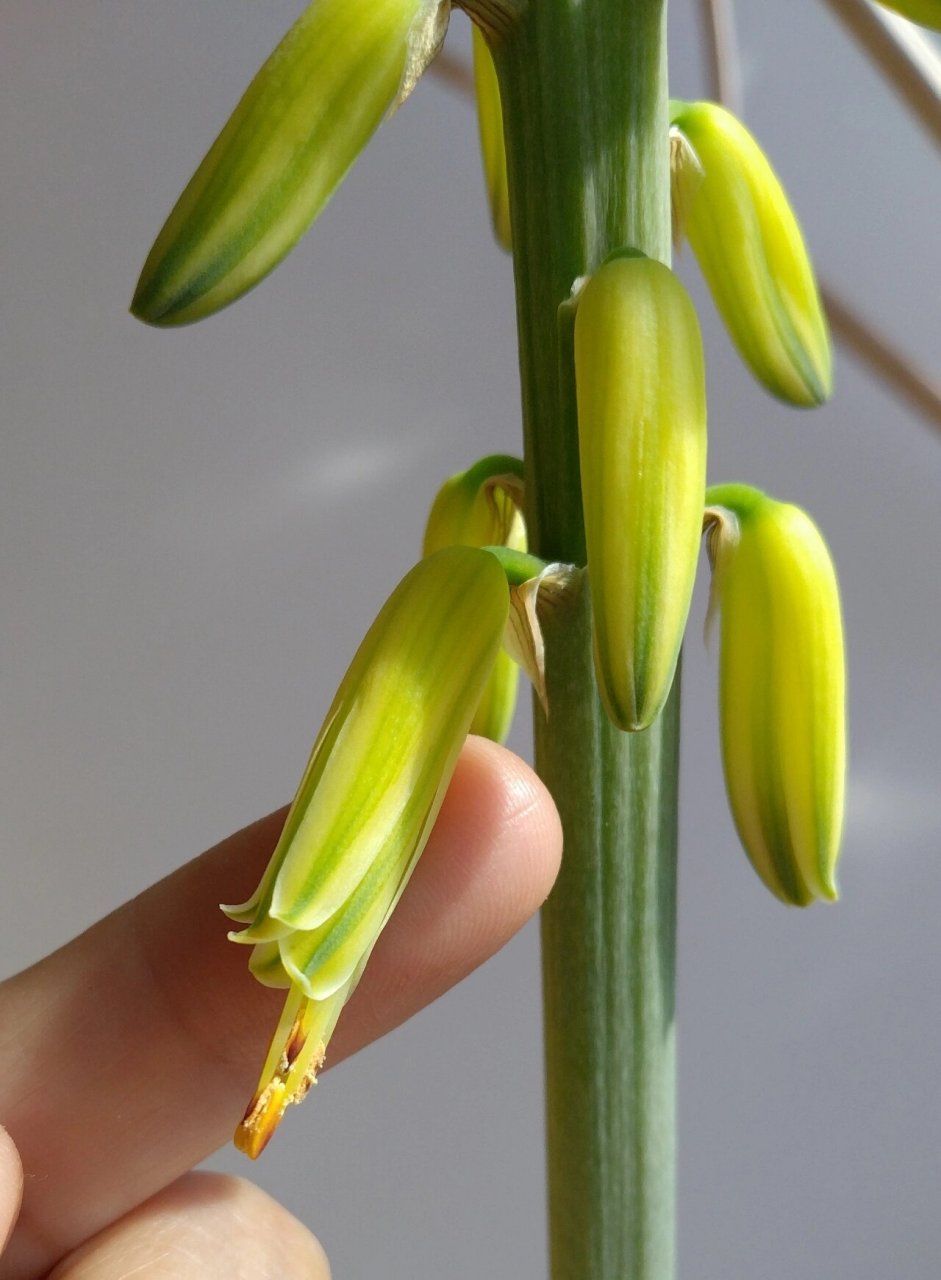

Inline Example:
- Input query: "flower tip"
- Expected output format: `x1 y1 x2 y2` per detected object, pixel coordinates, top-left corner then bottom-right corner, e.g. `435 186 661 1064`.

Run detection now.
818 873 839 905
235 1081 288 1160
778 876 838 909
129 264 230 328
128 278 169 329
597 678 663 735
784 341 833 409
234 993 328 1158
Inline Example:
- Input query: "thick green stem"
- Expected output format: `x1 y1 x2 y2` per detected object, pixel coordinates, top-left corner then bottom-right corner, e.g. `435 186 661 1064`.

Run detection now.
491 3 678 1277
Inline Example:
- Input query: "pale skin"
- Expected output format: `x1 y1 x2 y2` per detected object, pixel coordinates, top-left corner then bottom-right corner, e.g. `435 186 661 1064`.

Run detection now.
0 737 562 1279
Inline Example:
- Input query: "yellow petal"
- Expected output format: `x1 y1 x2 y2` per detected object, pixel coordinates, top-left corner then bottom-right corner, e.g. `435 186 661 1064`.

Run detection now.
132 0 449 325
707 484 846 905
422 455 525 743
471 26 512 252
575 251 707 731
671 101 831 407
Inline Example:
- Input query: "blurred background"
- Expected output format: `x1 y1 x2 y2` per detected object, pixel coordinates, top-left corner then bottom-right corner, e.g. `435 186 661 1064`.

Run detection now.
1 1 939 1275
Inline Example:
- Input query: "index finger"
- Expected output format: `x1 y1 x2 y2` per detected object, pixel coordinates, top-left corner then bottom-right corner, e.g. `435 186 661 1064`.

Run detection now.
0 738 561 1279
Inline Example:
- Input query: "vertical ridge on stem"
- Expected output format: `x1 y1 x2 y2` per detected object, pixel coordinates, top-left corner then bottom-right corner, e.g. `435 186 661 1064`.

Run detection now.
492 2 678 1276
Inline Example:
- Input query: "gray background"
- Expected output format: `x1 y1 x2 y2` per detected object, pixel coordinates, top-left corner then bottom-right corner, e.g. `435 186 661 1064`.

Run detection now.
1 1 939 1275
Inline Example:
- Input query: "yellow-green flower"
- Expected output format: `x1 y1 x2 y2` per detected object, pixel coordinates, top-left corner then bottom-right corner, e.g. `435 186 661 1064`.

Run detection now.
875 0 941 28
574 250 707 732
705 484 846 906
423 455 525 743
132 0 450 326
471 26 512 253
225 546 508 1155
671 100 832 407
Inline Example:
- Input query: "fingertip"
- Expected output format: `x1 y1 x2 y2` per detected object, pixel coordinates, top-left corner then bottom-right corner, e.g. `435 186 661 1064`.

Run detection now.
329 737 561 1060
390 734 562 961
46 1173 330 1279
450 735 563 907
0 1124 23 1254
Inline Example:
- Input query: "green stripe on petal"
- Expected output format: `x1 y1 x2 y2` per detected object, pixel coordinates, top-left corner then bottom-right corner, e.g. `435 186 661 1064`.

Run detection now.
268 549 507 929
228 547 508 1153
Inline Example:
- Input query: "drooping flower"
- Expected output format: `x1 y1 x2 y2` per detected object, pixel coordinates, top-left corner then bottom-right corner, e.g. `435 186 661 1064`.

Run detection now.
705 484 846 905
574 249 707 731
671 100 832 407
225 545 508 1155
133 0 450 326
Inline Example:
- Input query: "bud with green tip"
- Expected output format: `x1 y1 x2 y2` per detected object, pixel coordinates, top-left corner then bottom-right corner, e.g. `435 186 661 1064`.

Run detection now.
574 250 707 732
875 0 941 29
224 546 508 1155
423 455 525 743
471 26 512 253
132 0 450 326
705 484 846 906
671 100 832 407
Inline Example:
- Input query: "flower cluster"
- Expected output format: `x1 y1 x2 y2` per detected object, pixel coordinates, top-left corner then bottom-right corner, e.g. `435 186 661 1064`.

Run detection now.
130 1 853 1158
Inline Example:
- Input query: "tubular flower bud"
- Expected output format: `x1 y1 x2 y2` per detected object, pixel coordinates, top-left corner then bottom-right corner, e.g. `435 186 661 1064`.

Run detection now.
574 251 707 732
423 455 525 742
670 100 832 407
132 0 450 326
875 0 941 28
224 546 508 1155
705 484 846 906
471 27 512 253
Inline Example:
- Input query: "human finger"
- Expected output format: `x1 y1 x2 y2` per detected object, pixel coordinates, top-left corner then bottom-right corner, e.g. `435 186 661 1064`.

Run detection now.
0 1127 22 1256
0 738 560 1278
47 1172 329 1279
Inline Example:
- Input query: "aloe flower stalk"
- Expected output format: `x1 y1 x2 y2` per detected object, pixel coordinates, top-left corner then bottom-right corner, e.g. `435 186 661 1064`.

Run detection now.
224 545 508 1155
875 0 941 28
471 26 512 253
132 0 450 326
574 250 707 732
671 100 832 407
705 484 846 906
423 455 525 743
